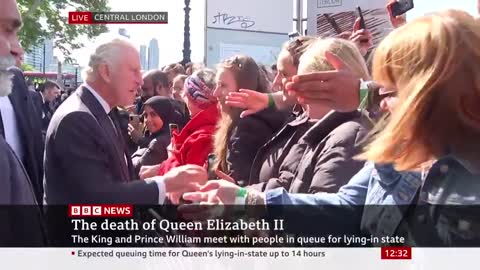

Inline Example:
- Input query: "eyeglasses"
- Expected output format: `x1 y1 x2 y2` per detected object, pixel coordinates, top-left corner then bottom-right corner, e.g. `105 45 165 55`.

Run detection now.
378 87 397 98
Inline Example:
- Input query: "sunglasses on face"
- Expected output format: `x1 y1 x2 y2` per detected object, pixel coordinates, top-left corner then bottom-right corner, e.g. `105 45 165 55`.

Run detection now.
378 87 397 98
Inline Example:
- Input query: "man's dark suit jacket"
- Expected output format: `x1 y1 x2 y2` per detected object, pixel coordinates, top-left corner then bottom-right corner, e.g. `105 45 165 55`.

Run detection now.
0 137 46 246
7 67 45 205
43 86 159 204
29 90 53 139
29 90 42 117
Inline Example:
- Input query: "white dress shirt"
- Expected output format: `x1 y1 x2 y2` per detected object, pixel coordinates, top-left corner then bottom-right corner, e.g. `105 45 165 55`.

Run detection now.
82 83 167 203
0 95 24 161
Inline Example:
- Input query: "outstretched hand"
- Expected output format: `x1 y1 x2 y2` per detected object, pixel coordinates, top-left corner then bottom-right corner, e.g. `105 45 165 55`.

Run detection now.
285 51 361 112
139 164 160 180
225 89 269 118
162 165 208 201
182 180 241 205
179 180 241 221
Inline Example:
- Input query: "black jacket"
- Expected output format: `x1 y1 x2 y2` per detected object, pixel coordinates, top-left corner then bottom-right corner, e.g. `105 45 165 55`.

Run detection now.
226 107 288 186
0 137 47 246
132 130 171 175
7 67 45 205
248 106 310 187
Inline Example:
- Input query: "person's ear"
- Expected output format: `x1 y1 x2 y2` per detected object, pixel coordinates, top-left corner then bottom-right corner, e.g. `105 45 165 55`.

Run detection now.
154 84 161 95
98 63 112 83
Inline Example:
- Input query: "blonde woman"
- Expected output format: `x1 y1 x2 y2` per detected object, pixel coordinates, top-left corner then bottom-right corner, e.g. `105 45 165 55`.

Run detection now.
185 10 480 246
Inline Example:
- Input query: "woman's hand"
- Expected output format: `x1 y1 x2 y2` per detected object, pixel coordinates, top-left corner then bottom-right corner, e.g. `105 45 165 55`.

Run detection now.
350 18 373 57
225 89 269 118
387 0 407 28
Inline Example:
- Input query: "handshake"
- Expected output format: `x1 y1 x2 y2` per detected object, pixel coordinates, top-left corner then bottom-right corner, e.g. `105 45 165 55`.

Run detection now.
153 164 247 206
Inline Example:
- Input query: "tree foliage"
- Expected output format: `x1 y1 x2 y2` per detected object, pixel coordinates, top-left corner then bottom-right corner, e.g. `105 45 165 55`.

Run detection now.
21 63 35 71
17 0 111 63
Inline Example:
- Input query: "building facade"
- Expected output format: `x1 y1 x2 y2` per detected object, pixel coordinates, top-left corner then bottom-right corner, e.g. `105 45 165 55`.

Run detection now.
140 45 147 71
24 39 54 72
147 38 159 70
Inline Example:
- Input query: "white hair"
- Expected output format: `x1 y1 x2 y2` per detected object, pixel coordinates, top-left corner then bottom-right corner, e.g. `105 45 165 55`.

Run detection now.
83 37 136 82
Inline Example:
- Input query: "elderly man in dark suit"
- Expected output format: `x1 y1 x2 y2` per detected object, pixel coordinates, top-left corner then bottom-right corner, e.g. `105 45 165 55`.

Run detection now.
0 8 44 205
44 38 207 204
0 0 46 246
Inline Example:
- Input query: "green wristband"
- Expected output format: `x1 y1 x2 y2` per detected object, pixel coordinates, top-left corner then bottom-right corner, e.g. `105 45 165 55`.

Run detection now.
358 79 371 110
236 188 247 198
359 88 368 109
235 188 248 205
267 93 276 109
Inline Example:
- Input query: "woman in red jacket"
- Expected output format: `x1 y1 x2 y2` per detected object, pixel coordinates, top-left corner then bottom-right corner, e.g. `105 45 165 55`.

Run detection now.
139 69 219 178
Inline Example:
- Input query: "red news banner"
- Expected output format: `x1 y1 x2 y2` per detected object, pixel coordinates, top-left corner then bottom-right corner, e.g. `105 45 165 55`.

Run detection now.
68 12 168 24
381 246 412 260
69 204 133 217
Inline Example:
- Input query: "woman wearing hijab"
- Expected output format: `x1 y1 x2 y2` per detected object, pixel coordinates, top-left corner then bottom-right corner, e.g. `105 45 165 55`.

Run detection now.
132 96 187 174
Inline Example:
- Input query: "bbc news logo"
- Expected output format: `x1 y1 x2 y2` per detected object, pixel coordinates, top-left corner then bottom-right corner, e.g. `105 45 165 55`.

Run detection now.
68 12 168 24
69 205 133 217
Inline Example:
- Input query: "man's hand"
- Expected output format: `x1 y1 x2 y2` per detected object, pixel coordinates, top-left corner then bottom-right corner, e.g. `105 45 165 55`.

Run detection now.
139 164 160 180
163 165 208 194
182 180 240 205
285 51 361 112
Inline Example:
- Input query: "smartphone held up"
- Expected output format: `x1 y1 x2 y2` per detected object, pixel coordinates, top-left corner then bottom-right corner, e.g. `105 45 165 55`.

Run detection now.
388 0 414 17
356 6 367 30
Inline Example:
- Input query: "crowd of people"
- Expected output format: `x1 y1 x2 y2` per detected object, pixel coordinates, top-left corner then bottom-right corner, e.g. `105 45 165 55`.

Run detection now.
1 0 480 246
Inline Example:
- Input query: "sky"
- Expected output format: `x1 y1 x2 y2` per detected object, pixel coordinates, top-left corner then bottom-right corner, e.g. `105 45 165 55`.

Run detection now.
68 0 477 69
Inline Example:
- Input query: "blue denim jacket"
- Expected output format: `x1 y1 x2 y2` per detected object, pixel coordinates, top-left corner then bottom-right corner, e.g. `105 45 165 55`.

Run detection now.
266 156 480 244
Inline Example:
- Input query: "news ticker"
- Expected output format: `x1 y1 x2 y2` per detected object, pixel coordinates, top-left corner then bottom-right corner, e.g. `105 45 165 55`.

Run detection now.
1 248 476 270
69 247 411 260
68 12 168 24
